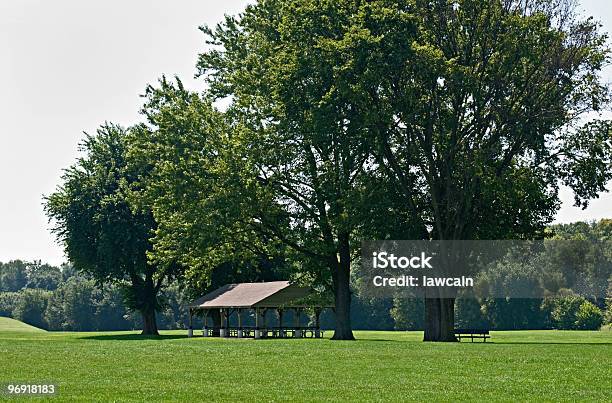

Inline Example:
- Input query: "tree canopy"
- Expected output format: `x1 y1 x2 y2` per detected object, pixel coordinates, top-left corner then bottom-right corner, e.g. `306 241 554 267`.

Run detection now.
44 124 178 335
43 0 612 342
193 0 612 341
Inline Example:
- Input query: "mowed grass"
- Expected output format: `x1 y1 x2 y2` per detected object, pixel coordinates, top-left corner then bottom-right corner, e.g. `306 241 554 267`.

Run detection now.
0 317 45 333
0 320 610 402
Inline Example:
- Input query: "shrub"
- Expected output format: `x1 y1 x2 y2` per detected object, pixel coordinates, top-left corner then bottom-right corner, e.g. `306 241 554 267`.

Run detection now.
575 301 603 330
0 292 20 317
12 289 51 329
541 291 602 330
549 294 583 330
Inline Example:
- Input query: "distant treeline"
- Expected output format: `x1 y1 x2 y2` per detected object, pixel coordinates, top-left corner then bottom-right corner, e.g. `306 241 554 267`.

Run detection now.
2 220 611 332
348 220 612 332
0 261 191 331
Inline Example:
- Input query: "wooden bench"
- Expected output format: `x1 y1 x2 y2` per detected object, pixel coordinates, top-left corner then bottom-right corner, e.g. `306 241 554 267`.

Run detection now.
454 329 490 342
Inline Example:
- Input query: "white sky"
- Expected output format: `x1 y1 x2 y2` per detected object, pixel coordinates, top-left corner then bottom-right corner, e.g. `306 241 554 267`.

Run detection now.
0 0 610 266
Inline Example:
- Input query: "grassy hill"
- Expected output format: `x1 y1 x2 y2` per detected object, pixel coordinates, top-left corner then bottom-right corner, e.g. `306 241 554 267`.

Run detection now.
0 316 45 333
0 327 610 401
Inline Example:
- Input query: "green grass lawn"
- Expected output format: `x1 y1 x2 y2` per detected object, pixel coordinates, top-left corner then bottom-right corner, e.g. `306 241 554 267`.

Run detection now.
0 319 610 402
0 317 46 333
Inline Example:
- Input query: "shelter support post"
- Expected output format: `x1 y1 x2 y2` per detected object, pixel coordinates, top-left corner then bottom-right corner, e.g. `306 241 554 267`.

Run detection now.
219 308 226 338
278 308 284 338
255 308 261 339
314 308 322 338
294 308 302 338
202 310 208 337
224 309 231 338
237 309 243 338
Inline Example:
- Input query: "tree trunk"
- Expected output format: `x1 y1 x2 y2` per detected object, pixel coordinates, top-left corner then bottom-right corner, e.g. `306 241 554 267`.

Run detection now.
331 234 355 340
141 308 159 336
136 273 160 336
423 297 457 342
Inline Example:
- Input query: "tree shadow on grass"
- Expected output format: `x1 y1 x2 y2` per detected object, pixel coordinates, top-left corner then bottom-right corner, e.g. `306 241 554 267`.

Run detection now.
76 334 611 345
79 335 403 342
356 339 612 345
79 334 188 341
489 341 612 345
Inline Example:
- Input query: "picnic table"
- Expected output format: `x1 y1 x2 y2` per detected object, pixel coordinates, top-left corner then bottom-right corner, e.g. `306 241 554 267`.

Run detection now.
454 328 490 342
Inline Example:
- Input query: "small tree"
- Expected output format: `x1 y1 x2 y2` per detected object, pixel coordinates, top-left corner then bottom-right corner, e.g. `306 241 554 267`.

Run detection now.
575 300 603 330
45 124 180 335
542 291 585 330
0 260 28 292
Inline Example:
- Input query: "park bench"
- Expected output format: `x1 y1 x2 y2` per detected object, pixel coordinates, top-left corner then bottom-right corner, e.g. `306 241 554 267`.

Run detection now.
454 328 490 342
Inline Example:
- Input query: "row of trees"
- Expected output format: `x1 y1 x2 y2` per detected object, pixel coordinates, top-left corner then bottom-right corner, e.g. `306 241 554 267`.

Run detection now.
0 261 192 331
358 292 607 331
1 252 609 332
0 260 64 292
358 220 612 331
3 262 609 333
45 0 612 340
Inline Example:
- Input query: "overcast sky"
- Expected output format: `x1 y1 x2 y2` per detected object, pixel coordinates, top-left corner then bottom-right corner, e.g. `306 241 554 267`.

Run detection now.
1 0 610 266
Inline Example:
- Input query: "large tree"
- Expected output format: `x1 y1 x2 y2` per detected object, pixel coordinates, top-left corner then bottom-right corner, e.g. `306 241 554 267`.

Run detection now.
129 76 411 340
199 0 611 341
126 77 295 334
358 0 612 340
44 124 178 335
195 0 418 340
